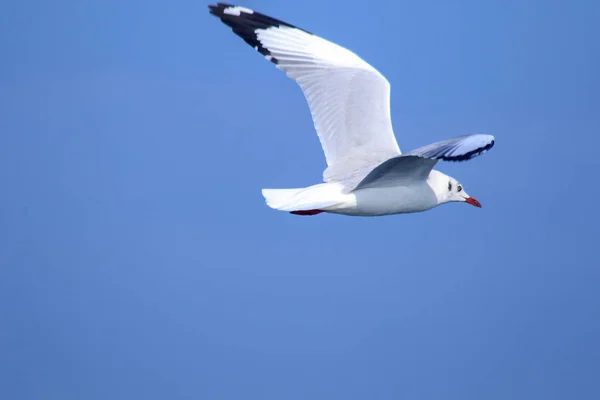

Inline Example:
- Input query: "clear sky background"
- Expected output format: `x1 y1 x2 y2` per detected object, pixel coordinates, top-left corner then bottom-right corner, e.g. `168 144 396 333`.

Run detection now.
1 0 599 399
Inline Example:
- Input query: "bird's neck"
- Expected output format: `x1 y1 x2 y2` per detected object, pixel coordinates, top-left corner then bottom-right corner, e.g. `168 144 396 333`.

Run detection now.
426 169 450 204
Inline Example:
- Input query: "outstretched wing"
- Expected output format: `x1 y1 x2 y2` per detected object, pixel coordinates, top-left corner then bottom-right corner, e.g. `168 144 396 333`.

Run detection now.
403 134 495 161
353 134 495 191
208 3 401 182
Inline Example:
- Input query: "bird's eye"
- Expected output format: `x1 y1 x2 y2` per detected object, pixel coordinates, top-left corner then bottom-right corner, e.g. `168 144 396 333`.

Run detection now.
457 185 463 192
448 181 452 191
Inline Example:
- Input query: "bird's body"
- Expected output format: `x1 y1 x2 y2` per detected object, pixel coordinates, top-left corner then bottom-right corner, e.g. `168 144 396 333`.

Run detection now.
209 3 495 217
343 172 445 216
339 184 438 217
263 172 445 217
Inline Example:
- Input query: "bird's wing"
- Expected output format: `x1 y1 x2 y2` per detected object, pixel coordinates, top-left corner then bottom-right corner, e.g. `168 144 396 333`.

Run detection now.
353 156 438 190
403 134 495 161
209 3 401 184
353 134 495 191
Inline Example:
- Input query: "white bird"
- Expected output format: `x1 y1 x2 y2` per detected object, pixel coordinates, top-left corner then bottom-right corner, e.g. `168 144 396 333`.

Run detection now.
209 3 495 217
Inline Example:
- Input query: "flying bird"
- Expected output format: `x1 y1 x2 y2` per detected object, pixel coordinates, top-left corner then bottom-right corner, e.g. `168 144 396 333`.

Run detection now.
208 3 495 217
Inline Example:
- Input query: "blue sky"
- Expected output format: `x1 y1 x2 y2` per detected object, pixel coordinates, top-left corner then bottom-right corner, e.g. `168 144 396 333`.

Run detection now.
1 0 599 399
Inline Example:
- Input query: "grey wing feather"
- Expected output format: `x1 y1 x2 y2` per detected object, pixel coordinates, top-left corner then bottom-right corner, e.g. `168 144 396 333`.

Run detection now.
353 156 437 190
351 134 495 191
404 134 495 161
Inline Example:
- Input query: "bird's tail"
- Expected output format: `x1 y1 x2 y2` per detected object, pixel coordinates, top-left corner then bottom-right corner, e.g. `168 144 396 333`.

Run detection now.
261 184 343 215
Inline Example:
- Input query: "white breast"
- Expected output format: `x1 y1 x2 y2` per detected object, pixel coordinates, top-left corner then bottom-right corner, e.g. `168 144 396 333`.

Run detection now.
328 183 439 216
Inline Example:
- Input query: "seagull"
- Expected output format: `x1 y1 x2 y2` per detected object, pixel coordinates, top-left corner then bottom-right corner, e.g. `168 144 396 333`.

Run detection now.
208 3 495 217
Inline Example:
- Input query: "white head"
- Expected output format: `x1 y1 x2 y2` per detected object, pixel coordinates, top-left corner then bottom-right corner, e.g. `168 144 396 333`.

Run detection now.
428 170 482 208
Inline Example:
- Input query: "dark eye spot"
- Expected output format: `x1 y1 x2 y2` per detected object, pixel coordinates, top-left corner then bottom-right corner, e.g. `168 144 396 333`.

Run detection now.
457 184 463 192
448 181 452 191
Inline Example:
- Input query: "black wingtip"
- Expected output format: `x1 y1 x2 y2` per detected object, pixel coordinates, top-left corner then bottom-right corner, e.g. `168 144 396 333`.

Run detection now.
208 3 311 65
208 3 235 17
442 139 495 162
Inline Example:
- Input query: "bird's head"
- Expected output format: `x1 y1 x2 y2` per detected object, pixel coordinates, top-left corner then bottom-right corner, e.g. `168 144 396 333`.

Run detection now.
429 170 482 208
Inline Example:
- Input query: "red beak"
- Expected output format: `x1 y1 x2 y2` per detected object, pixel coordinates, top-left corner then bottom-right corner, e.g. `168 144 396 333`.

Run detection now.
465 197 482 208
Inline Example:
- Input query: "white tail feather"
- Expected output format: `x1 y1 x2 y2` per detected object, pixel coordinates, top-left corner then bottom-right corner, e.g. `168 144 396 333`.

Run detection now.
261 184 344 212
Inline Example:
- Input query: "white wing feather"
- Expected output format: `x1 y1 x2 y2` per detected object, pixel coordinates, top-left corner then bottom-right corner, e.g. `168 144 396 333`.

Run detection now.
257 27 401 167
209 4 401 188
